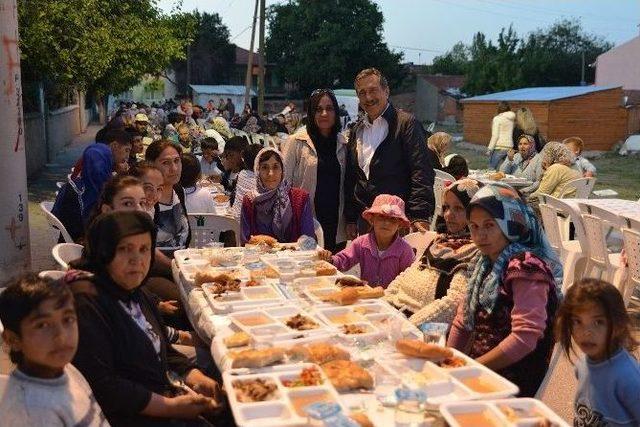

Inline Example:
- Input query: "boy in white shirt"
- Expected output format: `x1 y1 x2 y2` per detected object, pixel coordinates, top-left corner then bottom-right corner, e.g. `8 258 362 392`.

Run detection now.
0 274 109 426
199 138 223 178
563 136 596 177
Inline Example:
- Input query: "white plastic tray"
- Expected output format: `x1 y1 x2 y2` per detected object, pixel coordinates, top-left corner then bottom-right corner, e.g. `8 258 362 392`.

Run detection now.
212 330 343 372
440 398 570 427
201 281 286 314
380 348 519 405
223 363 346 427
227 305 333 341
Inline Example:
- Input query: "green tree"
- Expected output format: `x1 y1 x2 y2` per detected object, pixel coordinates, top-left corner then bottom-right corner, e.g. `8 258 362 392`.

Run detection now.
265 0 404 94
519 19 612 87
171 11 235 93
18 0 194 108
430 42 469 75
431 20 612 96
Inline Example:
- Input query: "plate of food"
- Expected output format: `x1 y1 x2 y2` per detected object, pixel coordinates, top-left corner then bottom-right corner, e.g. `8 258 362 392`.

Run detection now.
227 305 332 341
201 279 286 314
440 398 569 427
223 363 346 427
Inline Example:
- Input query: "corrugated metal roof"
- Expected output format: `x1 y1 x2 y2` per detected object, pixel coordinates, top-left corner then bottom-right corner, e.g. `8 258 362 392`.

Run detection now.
462 85 620 102
189 85 256 96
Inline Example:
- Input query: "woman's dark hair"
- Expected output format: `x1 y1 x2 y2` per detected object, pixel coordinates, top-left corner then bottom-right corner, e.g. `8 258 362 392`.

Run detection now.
75 211 156 276
88 175 144 225
555 278 638 362
179 153 201 188
258 149 283 170
496 101 511 114
443 155 469 180
224 136 249 154
243 144 263 171
145 139 180 162
130 160 161 179
306 89 341 138
0 273 73 363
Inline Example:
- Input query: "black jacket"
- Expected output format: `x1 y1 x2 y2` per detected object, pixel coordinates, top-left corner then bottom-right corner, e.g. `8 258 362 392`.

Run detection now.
344 104 435 223
71 276 195 427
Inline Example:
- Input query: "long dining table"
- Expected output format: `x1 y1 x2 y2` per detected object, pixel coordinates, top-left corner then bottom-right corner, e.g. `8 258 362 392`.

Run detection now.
168 246 571 427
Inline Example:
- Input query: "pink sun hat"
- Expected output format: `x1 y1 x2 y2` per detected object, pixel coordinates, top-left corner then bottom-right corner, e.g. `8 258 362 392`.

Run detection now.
362 194 411 228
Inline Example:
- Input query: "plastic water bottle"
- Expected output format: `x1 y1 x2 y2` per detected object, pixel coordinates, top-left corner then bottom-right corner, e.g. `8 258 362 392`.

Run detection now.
394 388 428 427
305 402 359 427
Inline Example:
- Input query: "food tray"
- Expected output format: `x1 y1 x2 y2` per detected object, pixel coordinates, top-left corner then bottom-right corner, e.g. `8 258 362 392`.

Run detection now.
261 257 338 279
313 305 388 344
201 281 286 314
381 348 519 405
223 363 347 427
227 305 333 341
440 398 570 427
212 330 344 372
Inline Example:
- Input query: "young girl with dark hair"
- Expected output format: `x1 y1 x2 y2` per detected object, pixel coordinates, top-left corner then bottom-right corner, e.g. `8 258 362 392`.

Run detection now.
556 278 640 426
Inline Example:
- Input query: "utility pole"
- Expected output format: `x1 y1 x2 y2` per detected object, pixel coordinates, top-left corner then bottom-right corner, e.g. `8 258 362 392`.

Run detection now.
0 0 31 281
244 0 259 108
580 51 586 86
257 0 266 115
186 44 192 98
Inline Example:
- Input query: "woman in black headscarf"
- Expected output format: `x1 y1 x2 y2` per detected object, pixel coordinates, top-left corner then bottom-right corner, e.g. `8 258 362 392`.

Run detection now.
68 211 224 427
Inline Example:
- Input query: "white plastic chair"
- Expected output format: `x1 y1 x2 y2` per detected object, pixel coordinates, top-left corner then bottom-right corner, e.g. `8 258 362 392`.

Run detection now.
539 195 585 292
558 176 596 199
40 201 74 243
430 177 447 231
38 270 67 280
187 213 241 248
403 231 438 258
434 169 455 182
52 243 84 270
619 214 640 306
313 219 325 249
578 203 624 287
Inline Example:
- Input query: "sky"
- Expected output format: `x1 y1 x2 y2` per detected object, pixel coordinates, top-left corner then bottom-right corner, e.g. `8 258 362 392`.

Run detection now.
158 0 640 64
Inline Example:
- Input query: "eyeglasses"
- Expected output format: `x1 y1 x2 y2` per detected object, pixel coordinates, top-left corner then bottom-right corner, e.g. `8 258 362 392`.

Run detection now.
311 88 334 97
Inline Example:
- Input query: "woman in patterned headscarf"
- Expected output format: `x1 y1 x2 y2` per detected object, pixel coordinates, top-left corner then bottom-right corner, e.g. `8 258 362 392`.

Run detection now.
447 182 563 397
385 179 481 326
529 141 580 202
240 148 315 244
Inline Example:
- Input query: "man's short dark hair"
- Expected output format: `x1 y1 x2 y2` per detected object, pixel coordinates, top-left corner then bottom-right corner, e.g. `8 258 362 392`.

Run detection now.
224 136 248 153
104 129 132 146
201 138 218 151
179 153 201 188
0 273 73 363
354 68 389 89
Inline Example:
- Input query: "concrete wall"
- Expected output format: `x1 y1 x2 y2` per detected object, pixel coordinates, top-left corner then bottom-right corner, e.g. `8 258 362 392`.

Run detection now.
46 105 80 161
24 104 86 176
414 78 438 123
596 36 640 91
24 112 47 176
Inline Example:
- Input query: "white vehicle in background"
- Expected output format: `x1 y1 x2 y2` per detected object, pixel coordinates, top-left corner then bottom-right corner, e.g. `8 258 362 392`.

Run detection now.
334 89 359 128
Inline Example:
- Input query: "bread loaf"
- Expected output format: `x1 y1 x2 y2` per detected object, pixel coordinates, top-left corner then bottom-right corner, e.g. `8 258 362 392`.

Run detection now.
395 339 453 360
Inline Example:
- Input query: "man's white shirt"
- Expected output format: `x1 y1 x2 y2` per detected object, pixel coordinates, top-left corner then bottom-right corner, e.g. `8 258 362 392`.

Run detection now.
356 103 390 179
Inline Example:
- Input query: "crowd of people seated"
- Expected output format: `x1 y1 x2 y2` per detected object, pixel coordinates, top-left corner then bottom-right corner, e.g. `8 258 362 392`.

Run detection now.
0 68 637 427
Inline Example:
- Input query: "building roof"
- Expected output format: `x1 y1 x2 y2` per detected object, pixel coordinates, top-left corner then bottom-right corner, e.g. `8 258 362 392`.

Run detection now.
421 74 466 90
463 85 620 102
189 85 256 96
234 45 265 65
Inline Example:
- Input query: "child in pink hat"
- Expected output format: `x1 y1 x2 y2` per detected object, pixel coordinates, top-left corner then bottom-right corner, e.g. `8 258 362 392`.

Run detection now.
320 194 415 287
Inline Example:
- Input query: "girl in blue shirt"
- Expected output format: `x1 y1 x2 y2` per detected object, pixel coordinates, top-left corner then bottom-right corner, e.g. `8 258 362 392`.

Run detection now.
556 278 640 426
